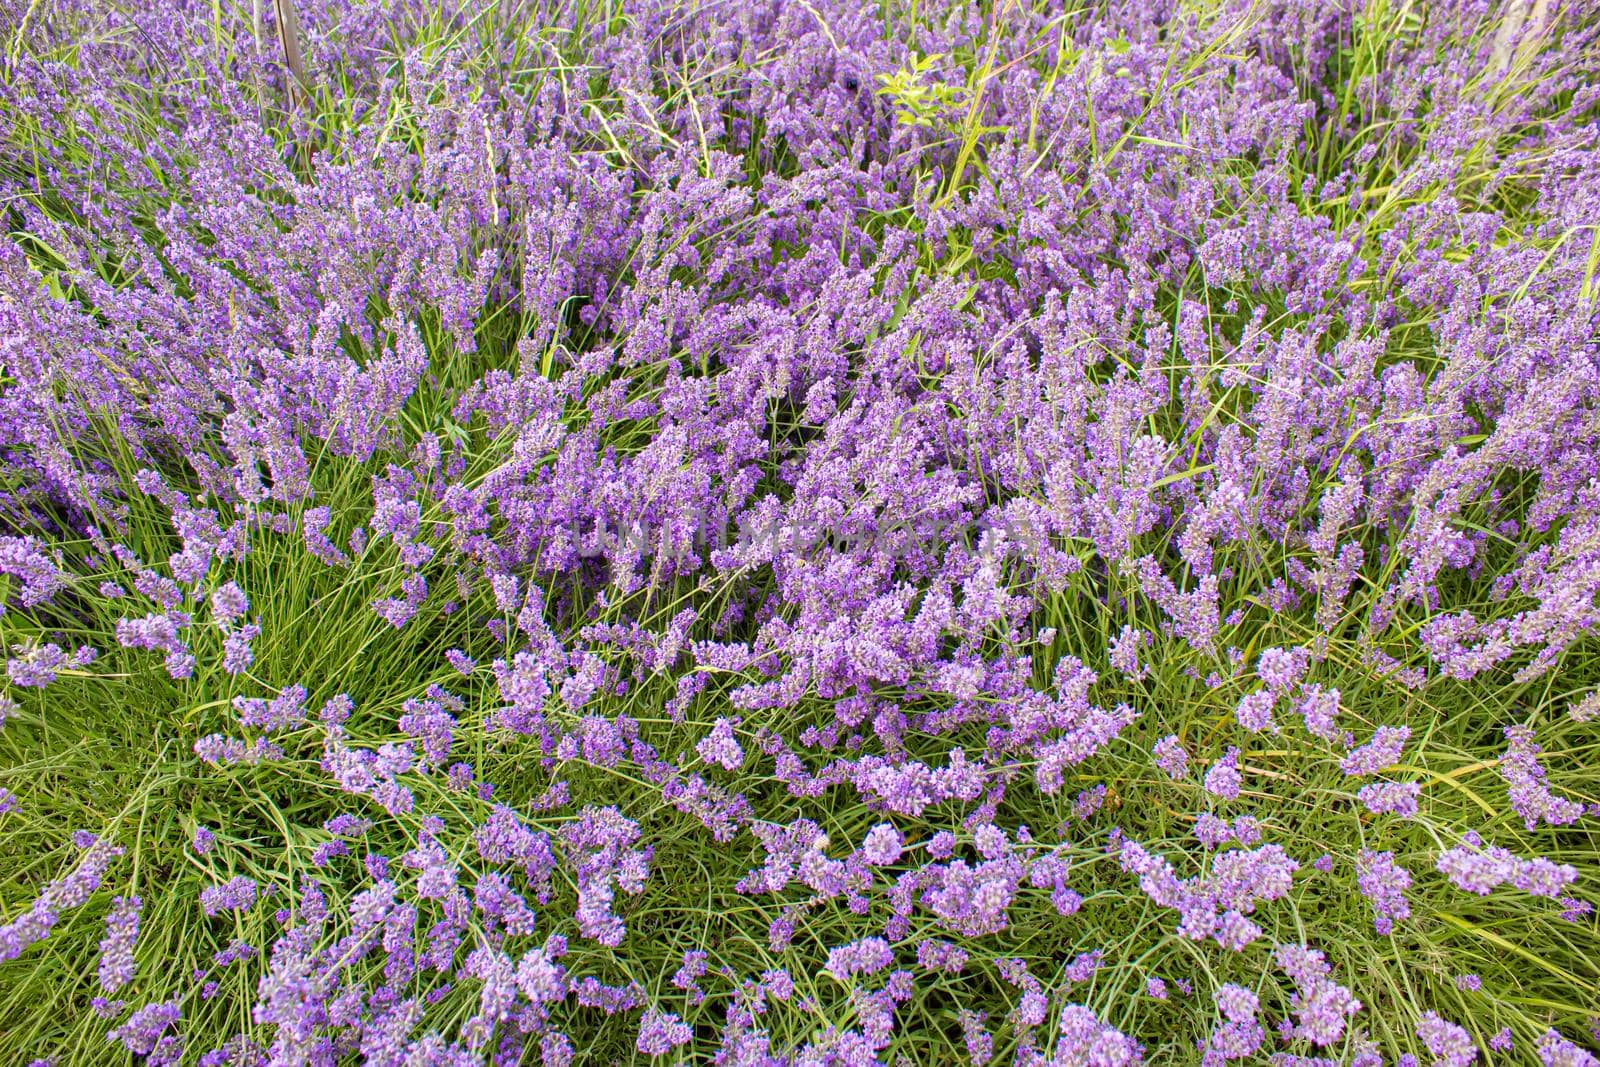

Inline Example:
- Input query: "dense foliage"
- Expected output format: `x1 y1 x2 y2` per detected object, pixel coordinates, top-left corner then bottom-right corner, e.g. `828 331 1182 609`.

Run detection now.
1 0 1598 1063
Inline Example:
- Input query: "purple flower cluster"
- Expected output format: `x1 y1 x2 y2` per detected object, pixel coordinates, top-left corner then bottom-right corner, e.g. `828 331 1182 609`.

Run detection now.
0 0 1597 1062
1358 781 1422 820
96 895 141 994
1 834 123 963
558 806 652 947
1153 735 1189 780
1415 1012 1477 1067
1340 727 1410 778
1499 726 1584 831
1202 984 1264 1065
199 876 258 917
1436 834 1579 899
1355 851 1412 934
1049 1005 1141 1066
825 937 895 983
1275 944 1363 1047
1118 837 1297 951
636 1007 692 1056
106 1000 180 1060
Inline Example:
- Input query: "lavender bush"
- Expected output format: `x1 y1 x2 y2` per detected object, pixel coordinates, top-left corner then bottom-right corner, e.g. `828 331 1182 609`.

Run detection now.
0 0 1597 1062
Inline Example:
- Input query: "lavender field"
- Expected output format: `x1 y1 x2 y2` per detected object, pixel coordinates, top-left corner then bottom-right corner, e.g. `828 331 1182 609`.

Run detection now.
1 0 1598 1063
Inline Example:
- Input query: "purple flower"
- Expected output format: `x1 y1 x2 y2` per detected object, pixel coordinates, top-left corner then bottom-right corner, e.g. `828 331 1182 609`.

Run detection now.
636 1008 692 1055
209 582 248 627
542 1032 576 1067
696 716 744 770
1499 726 1583 830
233 686 308 732
1355 850 1412 934
916 938 968 974
927 831 957 859
1051 1004 1142 1066
1204 747 1243 800
1538 1029 1597 1067
671 949 709 1003
1017 989 1049 1027
1256 647 1305 693
1063 951 1103 984
97 895 141 993
199 876 257 917
1340 727 1410 777
1109 626 1149 681
1235 691 1277 733
1298 685 1341 741
1214 984 1258 1024
1204 983 1264 1062
1 833 123 963
515 946 567 1005
107 1000 180 1056
1117 838 1294 951
1153 735 1189 779
1437 840 1576 898
960 1010 992 1066
1416 1012 1477 1067
859 823 903 866
0 536 65 606
972 823 1009 860
825 936 894 982
1275 944 1362 1046
1358 780 1421 819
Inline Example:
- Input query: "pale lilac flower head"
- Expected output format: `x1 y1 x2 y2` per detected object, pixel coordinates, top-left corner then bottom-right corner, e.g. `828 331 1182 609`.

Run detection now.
1234 690 1277 734
1355 850 1412 934
859 823 903 866
1205 747 1242 800
825 936 894 982
1153 735 1189 779
636 1008 692 1056
1538 1029 1597 1067
1298 685 1341 741
1416 1012 1477 1067
1109 626 1149 681
696 716 744 771
209 582 248 627
107 1000 180 1056
1214 984 1258 1024
96 895 142 994
1340 727 1410 777
1256 647 1306 693
1499 726 1584 831
1052 1004 1142 1066
199 876 257 917
1359 780 1421 819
